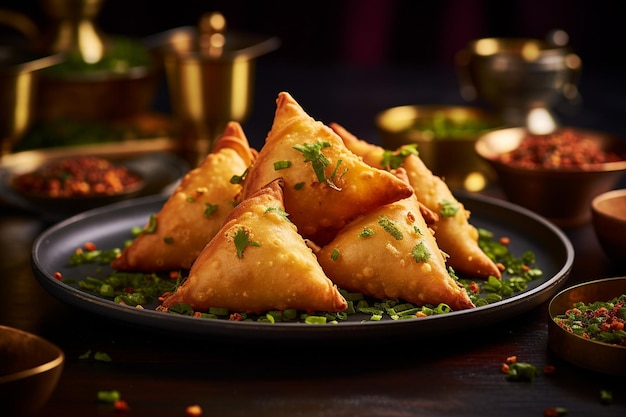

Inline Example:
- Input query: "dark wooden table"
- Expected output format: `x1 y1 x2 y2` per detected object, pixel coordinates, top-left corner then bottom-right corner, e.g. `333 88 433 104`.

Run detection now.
2 63 626 416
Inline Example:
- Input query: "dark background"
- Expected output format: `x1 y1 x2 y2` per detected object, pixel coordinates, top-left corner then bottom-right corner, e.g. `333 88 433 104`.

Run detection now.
2 0 625 147
4 0 623 70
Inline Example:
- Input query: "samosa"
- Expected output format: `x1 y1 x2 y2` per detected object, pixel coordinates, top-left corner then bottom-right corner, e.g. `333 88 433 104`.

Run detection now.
240 92 413 245
160 178 348 314
317 168 475 311
330 122 501 280
111 122 257 271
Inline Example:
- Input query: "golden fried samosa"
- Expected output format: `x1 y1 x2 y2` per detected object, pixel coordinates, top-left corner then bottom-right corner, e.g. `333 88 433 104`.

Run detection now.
241 92 413 245
330 122 501 280
111 122 257 271
317 168 475 311
161 178 348 314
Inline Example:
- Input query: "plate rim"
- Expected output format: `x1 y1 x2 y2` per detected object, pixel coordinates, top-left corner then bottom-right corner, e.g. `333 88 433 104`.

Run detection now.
31 191 575 343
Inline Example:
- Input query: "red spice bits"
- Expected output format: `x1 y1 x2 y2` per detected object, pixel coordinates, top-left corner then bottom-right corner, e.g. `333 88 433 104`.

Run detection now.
12 156 143 198
185 404 203 417
497 129 622 170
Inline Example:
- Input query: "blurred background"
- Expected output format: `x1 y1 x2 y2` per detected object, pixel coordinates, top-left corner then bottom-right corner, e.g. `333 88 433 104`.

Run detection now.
2 0 625 150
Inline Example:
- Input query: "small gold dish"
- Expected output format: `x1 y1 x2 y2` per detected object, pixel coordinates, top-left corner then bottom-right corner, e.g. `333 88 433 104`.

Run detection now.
375 104 501 191
0 325 65 416
548 277 626 376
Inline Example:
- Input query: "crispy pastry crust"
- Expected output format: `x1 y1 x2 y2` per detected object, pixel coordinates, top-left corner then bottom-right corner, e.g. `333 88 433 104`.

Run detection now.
111 122 255 271
330 122 501 279
161 178 348 314
317 168 475 311
241 92 413 246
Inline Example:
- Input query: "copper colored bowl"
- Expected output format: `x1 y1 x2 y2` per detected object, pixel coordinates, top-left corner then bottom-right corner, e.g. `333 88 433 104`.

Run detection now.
548 277 626 376
0 325 65 416
475 126 626 227
591 188 626 266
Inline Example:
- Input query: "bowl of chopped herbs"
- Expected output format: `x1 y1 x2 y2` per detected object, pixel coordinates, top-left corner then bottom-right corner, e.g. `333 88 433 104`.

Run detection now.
548 277 626 376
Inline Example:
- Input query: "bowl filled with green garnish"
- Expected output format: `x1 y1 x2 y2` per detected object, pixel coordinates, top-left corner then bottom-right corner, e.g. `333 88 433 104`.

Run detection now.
375 104 501 191
548 277 626 376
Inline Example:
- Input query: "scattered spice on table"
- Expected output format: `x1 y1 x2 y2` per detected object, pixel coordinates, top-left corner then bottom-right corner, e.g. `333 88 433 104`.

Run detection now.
552 294 626 346
497 129 623 170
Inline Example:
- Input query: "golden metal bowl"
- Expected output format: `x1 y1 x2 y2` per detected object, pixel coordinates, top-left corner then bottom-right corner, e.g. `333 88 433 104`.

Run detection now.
548 277 626 376
0 325 65 416
456 36 581 127
591 189 626 266
375 105 501 191
475 126 626 227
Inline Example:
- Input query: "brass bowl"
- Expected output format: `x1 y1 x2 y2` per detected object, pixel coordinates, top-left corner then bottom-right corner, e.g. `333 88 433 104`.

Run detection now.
475 126 626 227
375 105 501 191
548 277 626 376
455 36 581 127
591 189 626 266
0 325 65 416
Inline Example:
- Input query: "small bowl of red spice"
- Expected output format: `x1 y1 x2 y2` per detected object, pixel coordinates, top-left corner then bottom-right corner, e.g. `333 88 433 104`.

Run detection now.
475 127 626 227
10 155 145 214
548 277 626 376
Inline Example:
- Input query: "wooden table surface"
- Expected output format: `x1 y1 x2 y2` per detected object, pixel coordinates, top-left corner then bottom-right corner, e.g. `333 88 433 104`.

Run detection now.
2 63 626 417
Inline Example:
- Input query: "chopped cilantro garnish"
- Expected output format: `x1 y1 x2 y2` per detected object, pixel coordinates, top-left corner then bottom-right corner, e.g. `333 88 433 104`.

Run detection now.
273 160 292 170
293 141 342 190
233 228 260 259
330 248 340 261
380 144 419 170
265 206 290 220
294 182 305 190
412 241 430 263
439 199 460 217
230 168 249 184
358 227 374 237
204 202 218 217
378 216 403 240
143 214 157 233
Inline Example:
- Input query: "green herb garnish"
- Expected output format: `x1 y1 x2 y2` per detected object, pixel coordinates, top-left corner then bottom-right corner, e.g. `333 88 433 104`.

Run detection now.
293 141 342 190
380 144 419 170
439 199 460 217
378 216 403 240
358 227 374 238
412 241 430 263
273 160 292 170
230 168 249 184
233 228 260 259
204 202 218 217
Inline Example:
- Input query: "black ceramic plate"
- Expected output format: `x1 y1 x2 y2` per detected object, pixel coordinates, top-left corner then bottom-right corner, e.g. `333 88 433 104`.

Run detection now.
0 144 188 221
32 192 574 343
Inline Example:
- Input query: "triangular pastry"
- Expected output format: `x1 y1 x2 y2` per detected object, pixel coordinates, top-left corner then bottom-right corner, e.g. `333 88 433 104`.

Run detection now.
317 168 475 311
240 92 413 245
111 122 257 271
330 123 501 280
161 178 348 314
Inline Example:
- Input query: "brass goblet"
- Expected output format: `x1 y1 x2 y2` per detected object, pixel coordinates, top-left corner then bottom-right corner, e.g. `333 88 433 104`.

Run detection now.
456 36 582 133
0 50 62 156
162 12 279 166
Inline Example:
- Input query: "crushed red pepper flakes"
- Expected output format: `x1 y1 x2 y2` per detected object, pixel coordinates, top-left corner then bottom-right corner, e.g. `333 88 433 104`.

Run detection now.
497 129 622 170
84 241 97 251
186 404 203 417
114 399 130 413
53 271 63 281
543 365 556 375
